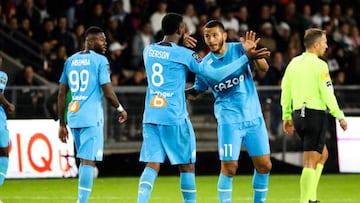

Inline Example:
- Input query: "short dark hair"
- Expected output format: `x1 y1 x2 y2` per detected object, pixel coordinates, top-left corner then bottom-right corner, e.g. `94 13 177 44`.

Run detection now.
84 26 104 38
204 20 225 31
303 28 326 49
161 13 183 35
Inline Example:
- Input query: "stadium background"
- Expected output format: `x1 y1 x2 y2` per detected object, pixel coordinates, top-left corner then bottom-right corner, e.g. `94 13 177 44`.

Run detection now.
1 0 360 177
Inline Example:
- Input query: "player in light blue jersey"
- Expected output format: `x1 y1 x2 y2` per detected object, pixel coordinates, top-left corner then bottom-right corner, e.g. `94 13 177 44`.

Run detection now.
137 13 270 203
58 26 128 203
0 56 15 192
186 21 272 203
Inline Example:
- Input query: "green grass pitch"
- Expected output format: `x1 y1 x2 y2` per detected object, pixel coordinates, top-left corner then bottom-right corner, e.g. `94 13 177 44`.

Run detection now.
0 174 359 202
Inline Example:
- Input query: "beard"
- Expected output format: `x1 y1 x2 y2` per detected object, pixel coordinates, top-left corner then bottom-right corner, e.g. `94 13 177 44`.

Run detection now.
93 45 105 55
212 40 225 55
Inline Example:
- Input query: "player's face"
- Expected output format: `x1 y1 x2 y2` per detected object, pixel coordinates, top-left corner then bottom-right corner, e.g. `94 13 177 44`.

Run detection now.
88 33 107 54
317 34 328 57
203 26 227 55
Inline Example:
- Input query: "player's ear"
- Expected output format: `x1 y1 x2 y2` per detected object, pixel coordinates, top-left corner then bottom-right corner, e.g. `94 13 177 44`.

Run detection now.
178 22 187 35
86 38 93 48
223 30 227 41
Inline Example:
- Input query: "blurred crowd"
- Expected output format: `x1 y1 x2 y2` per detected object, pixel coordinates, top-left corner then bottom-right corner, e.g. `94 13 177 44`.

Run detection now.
1 0 360 87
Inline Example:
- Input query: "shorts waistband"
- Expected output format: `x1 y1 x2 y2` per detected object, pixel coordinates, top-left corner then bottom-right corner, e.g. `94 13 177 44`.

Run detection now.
294 108 325 114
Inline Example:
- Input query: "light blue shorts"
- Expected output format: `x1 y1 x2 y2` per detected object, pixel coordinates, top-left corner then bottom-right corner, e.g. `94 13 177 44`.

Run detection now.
71 124 104 161
218 117 270 161
140 118 196 165
0 111 9 148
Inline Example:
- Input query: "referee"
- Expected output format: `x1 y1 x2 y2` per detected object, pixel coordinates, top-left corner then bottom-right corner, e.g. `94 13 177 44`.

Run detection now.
280 28 347 203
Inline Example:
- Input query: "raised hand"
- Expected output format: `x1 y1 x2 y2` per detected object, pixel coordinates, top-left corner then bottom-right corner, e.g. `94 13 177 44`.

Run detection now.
240 30 270 60
240 31 260 49
183 31 198 48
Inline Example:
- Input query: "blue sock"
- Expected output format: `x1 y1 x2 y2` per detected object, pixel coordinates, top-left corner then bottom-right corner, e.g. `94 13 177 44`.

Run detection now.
78 165 94 203
180 172 196 203
0 157 9 186
137 167 158 203
218 173 233 203
252 170 269 203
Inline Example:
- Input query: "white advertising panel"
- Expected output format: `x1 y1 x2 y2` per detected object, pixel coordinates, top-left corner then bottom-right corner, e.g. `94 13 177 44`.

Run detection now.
336 117 360 173
6 119 78 178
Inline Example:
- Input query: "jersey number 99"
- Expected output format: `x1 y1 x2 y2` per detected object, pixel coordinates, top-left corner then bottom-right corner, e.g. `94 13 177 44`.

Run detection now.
69 70 89 92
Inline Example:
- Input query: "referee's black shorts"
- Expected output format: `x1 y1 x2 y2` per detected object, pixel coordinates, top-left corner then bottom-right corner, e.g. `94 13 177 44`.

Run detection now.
292 108 328 153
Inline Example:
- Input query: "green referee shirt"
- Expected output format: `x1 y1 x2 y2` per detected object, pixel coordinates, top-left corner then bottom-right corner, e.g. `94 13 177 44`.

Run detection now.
281 52 344 120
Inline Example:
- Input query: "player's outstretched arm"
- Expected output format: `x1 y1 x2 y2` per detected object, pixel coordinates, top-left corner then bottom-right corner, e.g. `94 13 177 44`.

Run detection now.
102 83 128 123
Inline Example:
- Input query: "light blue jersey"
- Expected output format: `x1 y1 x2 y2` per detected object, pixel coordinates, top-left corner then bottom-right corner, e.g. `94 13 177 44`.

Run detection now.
59 50 111 128
0 71 8 113
0 71 9 147
143 42 249 125
194 43 270 159
194 43 264 125
0 71 8 118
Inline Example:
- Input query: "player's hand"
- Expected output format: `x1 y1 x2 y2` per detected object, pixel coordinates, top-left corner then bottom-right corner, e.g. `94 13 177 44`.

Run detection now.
283 120 295 135
339 119 348 131
183 31 197 48
185 87 203 100
241 30 260 46
118 110 128 123
242 37 256 52
246 48 270 60
58 125 69 143
6 103 15 114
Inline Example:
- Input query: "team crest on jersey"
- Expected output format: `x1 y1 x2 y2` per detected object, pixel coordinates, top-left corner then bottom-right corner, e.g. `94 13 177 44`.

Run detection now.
0 76 6 85
192 53 202 63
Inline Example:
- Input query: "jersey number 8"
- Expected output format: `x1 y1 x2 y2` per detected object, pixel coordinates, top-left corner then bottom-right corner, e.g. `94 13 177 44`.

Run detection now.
151 62 164 87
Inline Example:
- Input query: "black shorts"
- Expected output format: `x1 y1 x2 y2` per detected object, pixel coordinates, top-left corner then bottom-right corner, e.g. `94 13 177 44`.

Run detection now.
292 108 327 153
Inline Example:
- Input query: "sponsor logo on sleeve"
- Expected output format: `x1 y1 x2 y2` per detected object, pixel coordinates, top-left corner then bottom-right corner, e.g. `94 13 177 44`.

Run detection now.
192 53 202 63
0 76 6 85
326 81 333 91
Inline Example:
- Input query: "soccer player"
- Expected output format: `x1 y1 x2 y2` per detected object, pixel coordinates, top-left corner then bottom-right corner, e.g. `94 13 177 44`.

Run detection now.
58 26 128 203
137 13 269 203
0 56 15 190
186 20 272 203
281 28 347 203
